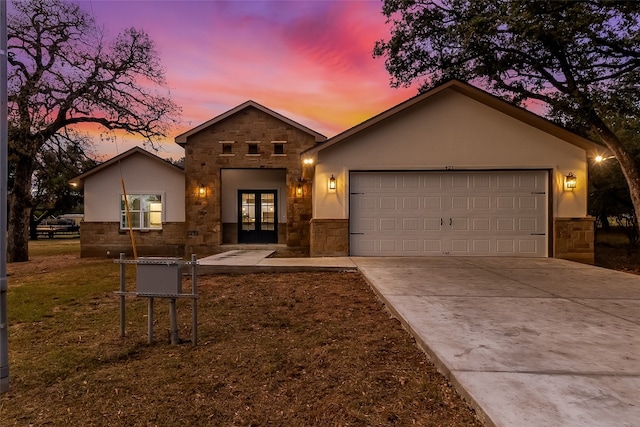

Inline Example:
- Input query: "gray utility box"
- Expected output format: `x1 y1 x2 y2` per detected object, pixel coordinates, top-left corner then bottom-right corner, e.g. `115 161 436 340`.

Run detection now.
136 257 182 295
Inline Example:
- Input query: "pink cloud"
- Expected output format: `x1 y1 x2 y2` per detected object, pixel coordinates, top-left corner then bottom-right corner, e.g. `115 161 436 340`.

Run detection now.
62 1 419 158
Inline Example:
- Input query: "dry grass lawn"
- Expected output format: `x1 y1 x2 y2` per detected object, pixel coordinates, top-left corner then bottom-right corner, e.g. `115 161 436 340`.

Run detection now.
1 240 482 426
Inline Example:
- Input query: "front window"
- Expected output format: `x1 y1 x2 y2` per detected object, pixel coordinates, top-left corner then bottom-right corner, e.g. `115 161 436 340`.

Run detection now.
121 194 163 230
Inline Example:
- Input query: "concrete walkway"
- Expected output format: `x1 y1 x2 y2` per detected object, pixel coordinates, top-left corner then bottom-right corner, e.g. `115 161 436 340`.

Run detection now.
197 251 640 426
198 250 357 273
352 257 640 427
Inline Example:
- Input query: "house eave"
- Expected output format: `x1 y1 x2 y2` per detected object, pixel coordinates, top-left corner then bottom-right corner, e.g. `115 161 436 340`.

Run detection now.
175 100 327 146
302 79 602 157
70 146 184 187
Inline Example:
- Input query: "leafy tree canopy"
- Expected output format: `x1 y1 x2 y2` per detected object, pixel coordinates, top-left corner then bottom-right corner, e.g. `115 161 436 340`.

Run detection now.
374 0 640 240
6 0 180 262
374 1 639 122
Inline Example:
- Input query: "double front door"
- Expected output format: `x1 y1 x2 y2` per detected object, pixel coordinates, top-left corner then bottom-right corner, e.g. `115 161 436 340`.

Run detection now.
238 190 278 243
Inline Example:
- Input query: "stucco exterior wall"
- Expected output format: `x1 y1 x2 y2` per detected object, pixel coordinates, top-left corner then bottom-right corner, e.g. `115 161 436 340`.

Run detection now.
220 169 286 223
312 90 588 220
182 106 317 256
83 153 185 222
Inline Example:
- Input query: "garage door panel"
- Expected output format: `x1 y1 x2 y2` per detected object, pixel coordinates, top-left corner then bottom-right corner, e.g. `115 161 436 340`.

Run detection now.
496 197 515 210
403 175 420 188
472 218 491 231
472 175 491 188
379 217 397 231
519 196 538 210
424 218 442 231
452 196 470 209
473 197 491 209
472 240 491 253
451 218 469 230
496 218 515 231
424 240 442 252
519 239 540 253
354 196 376 210
379 196 397 209
403 218 420 231
380 175 398 189
496 240 515 253
519 218 538 231
350 171 548 257
424 196 442 209
451 239 470 253
403 197 420 209
497 175 516 188
423 175 443 188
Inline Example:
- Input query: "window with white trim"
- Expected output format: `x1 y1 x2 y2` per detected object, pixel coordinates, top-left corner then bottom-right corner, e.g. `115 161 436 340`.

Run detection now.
121 194 163 230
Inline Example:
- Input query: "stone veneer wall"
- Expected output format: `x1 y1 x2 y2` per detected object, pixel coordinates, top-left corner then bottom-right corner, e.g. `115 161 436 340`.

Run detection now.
183 106 316 257
310 219 349 257
80 222 186 258
553 217 595 264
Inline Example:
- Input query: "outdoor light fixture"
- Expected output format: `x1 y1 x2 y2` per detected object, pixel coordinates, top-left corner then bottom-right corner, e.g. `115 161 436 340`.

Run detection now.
198 184 206 197
328 174 337 192
565 172 577 189
594 154 615 163
303 158 314 165
296 182 303 197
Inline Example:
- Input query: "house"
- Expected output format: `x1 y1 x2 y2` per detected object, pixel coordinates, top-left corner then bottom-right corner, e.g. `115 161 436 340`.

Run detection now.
175 100 326 256
74 80 599 262
71 147 186 257
304 80 598 263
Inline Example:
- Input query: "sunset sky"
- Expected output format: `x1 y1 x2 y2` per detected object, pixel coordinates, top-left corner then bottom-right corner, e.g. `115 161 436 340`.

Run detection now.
70 0 419 160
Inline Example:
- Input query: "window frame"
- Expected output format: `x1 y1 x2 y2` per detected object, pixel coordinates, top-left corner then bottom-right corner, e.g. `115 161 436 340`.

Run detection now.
271 140 287 156
246 140 261 156
120 193 165 231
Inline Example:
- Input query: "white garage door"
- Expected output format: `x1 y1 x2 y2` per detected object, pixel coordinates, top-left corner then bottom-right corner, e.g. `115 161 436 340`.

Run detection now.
350 171 548 256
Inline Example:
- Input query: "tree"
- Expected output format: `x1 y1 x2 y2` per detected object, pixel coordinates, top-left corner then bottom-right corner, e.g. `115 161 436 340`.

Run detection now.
28 131 97 240
374 0 640 237
7 0 180 262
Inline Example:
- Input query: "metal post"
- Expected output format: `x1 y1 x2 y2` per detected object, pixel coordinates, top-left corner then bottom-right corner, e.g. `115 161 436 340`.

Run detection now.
119 253 126 337
1 0 10 394
169 299 178 345
147 297 154 344
191 254 197 346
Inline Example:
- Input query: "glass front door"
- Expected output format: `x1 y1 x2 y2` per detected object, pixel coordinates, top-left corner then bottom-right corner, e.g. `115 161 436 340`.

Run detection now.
238 190 278 243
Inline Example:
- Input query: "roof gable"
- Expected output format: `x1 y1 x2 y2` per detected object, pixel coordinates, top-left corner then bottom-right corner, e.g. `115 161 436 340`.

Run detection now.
71 146 183 185
174 100 326 145
303 80 600 156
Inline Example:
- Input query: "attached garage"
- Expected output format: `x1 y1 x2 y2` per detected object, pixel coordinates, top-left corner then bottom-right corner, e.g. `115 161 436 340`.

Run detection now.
349 170 548 256
304 80 600 262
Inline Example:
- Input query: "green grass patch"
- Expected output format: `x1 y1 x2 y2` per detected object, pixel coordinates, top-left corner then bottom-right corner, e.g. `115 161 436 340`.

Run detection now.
28 237 81 257
2 244 481 426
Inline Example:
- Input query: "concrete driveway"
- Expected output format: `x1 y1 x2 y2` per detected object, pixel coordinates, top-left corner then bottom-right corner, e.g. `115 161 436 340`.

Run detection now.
351 257 640 427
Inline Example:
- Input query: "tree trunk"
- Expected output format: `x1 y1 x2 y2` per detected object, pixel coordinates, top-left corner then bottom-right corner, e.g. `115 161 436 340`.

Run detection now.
589 115 640 244
7 155 35 263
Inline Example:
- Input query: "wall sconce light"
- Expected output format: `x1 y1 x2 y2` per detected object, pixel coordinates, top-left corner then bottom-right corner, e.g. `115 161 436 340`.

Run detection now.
296 181 303 197
328 174 337 192
565 172 577 189
198 184 206 197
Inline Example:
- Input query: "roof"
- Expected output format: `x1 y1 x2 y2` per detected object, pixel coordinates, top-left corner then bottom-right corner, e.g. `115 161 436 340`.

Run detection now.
174 100 327 145
70 146 184 186
302 79 601 157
